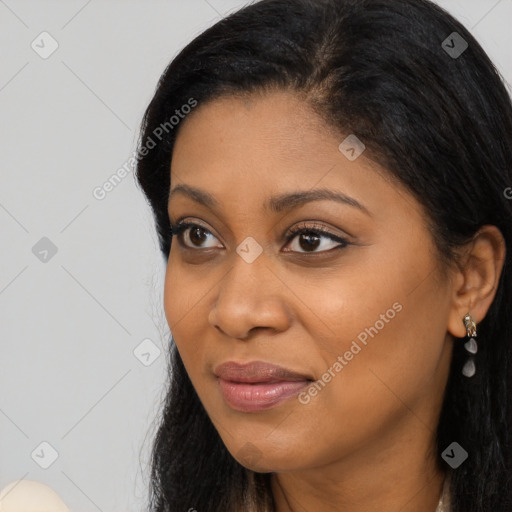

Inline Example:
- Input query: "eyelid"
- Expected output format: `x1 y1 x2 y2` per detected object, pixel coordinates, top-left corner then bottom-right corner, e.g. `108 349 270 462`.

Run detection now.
284 221 348 241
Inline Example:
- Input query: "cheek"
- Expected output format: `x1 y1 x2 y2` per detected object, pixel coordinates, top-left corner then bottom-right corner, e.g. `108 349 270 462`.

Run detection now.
163 258 204 332
295 249 449 438
163 261 181 329
312 292 449 455
163 260 212 380
163 261 196 358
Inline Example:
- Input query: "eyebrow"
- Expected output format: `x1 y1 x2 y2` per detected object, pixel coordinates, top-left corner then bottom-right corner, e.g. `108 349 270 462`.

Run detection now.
168 184 371 216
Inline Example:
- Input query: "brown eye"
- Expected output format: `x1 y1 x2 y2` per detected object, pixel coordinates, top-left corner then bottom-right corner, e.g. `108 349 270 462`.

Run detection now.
283 222 349 254
188 226 209 247
170 222 221 249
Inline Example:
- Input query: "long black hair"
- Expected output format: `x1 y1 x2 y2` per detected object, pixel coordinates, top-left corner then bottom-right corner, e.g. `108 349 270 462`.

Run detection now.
134 1 512 510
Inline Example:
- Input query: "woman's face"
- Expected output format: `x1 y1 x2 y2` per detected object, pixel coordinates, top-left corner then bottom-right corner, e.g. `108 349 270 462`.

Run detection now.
164 89 455 473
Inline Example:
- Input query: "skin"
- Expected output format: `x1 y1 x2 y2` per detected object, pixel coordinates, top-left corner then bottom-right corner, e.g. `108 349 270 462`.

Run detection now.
163 89 505 512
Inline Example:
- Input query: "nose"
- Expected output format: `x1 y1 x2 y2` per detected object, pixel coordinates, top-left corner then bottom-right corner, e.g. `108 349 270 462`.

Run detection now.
208 254 293 340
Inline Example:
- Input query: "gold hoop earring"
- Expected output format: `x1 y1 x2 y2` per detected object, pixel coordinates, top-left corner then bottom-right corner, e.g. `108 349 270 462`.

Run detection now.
462 312 477 378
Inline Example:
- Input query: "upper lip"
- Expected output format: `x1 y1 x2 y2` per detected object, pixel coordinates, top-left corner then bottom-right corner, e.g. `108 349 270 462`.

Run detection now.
214 360 313 383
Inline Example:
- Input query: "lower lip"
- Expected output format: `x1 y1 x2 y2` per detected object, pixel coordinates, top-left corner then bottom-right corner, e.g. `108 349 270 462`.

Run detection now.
218 378 310 412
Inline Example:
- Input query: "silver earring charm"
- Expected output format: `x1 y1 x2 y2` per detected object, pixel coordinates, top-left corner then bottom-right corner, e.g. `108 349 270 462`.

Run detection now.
462 313 477 378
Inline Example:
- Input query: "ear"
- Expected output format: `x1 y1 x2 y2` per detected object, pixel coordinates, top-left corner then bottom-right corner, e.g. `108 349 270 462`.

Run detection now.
447 225 506 338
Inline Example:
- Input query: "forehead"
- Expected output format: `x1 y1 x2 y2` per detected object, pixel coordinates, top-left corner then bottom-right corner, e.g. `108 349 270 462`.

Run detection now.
172 89 340 165
168 89 420 224
172 90 366 183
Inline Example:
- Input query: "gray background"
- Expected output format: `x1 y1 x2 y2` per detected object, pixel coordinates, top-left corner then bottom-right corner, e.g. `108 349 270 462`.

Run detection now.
1 1 511 510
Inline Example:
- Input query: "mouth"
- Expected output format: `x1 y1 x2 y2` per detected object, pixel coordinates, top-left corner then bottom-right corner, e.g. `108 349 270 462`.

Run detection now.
214 360 314 412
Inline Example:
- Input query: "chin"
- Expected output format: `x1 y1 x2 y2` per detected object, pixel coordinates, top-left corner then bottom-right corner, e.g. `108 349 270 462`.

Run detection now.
228 438 311 473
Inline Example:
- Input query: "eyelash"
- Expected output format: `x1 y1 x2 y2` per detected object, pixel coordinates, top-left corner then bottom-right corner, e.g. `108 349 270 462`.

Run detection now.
169 220 350 254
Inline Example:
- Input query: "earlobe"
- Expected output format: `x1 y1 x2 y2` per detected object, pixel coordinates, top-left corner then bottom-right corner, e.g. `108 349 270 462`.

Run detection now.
447 306 469 339
447 269 472 338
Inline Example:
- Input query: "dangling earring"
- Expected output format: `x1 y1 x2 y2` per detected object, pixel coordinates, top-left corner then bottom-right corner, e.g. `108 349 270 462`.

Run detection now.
462 312 477 378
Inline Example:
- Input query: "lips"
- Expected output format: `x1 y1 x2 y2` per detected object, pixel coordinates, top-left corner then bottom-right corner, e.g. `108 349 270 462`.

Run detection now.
214 360 313 382
214 361 313 412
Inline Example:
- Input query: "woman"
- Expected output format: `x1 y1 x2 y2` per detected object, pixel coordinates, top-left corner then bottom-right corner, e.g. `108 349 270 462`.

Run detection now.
135 0 512 510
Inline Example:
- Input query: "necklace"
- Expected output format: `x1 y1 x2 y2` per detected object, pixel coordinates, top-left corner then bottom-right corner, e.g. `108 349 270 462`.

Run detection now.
434 476 450 512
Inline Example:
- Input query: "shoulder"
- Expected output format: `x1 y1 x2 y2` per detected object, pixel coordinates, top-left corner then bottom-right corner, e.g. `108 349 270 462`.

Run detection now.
0 480 70 512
